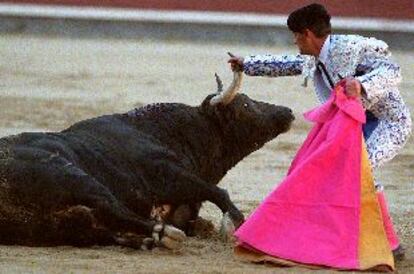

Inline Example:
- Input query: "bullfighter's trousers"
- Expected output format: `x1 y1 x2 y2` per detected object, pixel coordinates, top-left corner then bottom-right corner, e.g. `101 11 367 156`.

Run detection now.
364 112 401 250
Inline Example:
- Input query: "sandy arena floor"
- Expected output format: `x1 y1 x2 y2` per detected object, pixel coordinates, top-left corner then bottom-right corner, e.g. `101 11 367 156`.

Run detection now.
0 34 413 273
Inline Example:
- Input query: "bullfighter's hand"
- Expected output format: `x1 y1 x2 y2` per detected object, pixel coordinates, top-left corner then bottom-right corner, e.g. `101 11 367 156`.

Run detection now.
228 55 244 72
344 77 362 98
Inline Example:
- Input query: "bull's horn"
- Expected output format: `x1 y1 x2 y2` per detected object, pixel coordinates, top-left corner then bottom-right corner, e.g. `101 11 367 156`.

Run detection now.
210 70 243 106
215 73 224 93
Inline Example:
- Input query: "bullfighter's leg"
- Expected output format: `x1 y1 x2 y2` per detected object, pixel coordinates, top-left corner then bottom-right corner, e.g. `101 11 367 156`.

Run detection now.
8 157 185 249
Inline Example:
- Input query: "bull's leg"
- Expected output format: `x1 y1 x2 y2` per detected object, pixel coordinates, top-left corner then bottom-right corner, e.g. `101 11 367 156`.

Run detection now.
56 172 186 249
9 159 185 249
154 164 244 228
90 199 187 249
52 205 178 250
152 203 202 236
174 183 243 241
52 205 119 246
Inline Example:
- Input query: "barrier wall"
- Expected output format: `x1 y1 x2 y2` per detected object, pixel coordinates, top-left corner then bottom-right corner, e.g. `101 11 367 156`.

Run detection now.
0 1 413 50
2 0 413 20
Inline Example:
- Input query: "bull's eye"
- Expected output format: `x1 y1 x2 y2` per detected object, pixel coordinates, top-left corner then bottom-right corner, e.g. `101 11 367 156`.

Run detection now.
243 103 249 108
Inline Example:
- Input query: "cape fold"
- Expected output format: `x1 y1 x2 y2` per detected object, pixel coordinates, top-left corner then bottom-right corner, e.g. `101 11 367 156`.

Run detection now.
234 82 394 271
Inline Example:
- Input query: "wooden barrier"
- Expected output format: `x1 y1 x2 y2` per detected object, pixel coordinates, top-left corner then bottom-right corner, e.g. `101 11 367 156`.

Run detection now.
1 0 413 20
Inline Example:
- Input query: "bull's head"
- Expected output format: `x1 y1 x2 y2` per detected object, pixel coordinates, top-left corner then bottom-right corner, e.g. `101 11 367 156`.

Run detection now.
201 70 295 156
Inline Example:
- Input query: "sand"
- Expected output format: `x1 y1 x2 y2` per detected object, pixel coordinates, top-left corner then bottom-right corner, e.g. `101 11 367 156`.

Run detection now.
0 34 412 273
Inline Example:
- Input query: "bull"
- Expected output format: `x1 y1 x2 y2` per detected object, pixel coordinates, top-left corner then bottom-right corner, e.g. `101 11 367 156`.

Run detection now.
0 69 294 250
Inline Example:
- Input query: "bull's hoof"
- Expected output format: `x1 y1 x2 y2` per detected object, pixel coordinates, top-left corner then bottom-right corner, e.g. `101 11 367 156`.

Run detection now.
114 233 154 250
164 225 186 242
187 217 215 238
220 212 236 242
152 223 186 250
141 237 155 251
160 236 182 250
228 208 245 228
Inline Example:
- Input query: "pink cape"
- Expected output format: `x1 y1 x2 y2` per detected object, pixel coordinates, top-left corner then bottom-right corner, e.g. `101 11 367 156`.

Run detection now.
234 82 393 270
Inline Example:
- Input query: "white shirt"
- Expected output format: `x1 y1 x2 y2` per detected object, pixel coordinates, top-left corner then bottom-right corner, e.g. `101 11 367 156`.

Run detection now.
314 35 332 103
318 35 330 64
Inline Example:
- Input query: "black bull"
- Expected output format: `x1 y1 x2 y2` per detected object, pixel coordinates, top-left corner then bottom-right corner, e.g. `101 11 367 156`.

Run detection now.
0 87 294 249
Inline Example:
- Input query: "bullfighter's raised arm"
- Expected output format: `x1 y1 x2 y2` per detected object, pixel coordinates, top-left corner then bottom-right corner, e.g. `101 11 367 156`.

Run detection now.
243 54 305 77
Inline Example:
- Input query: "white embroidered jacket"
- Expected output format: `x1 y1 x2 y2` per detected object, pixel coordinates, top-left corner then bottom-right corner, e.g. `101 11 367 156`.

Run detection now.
244 34 401 109
243 34 412 168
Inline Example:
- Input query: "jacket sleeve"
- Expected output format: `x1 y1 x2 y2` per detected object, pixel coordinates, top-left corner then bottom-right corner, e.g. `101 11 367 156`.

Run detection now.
355 38 402 103
243 54 305 77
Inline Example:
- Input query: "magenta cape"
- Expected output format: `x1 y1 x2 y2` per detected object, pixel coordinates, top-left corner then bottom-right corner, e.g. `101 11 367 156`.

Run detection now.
234 83 394 271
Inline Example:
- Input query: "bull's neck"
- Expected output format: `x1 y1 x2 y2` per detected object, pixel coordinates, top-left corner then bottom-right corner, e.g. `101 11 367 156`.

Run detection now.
125 104 253 185
182 112 253 185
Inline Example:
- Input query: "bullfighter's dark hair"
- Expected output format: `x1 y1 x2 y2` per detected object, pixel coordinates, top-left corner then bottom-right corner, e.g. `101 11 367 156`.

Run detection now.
287 3 331 38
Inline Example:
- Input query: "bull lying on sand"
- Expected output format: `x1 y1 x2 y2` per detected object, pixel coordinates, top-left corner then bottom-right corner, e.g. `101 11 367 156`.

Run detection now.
0 70 294 250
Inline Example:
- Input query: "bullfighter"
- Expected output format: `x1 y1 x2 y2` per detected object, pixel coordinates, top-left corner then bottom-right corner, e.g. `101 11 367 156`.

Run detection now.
229 3 411 261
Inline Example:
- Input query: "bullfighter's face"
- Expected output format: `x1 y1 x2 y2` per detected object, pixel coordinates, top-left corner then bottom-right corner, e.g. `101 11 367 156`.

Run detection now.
294 31 312 55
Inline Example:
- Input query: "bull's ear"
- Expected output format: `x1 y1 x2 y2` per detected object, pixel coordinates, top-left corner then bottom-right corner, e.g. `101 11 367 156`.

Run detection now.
201 94 216 113
201 74 223 113
201 94 224 114
215 73 224 93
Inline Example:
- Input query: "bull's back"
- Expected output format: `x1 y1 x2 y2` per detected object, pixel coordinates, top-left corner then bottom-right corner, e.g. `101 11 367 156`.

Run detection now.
0 114 170 210
0 115 143 241
3 114 145 168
